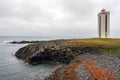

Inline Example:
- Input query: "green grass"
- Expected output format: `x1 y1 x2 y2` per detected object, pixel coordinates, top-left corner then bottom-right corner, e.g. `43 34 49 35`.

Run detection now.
64 38 120 55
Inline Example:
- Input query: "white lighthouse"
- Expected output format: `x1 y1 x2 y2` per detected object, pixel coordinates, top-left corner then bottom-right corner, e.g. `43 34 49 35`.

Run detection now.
98 9 110 38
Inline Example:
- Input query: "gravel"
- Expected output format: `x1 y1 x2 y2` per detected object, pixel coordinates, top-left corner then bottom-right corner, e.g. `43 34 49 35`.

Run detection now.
44 53 120 80
77 53 120 80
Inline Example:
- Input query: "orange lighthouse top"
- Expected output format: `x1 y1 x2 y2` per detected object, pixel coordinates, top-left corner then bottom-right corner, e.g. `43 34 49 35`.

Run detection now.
101 9 107 14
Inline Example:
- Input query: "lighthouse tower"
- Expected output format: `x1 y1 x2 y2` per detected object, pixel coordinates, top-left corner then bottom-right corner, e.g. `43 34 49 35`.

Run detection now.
98 9 110 38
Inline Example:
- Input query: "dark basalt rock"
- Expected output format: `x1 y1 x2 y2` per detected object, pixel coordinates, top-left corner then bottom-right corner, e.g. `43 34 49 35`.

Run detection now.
15 40 79 64
9 39 66 44
15 40 100 64
9 41 40 44
29 48 75 64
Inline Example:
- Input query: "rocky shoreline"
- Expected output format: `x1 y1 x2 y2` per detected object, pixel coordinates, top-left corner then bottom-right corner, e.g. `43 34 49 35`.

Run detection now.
9 40 41 44
15 40 101 64
15 40 80 64
45 54 120 80
14 39 120 80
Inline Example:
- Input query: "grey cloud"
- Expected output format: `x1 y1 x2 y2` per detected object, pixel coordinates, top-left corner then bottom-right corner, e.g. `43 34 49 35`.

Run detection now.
0 0 16 17
0 0 119 38
60 0 94 18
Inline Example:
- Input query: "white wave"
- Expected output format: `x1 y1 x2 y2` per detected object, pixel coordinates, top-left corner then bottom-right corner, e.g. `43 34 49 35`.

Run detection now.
3 40 13 43
0 40 15 44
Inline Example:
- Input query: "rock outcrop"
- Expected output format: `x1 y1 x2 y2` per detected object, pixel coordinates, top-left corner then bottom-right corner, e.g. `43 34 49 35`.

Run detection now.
15 40 81 64
9 41 40 44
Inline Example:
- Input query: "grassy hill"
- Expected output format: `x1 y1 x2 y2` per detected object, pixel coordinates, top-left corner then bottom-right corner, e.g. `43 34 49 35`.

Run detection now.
64 38 120 55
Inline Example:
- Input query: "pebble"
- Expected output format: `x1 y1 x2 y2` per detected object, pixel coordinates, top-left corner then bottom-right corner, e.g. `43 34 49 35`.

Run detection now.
77 53 120 80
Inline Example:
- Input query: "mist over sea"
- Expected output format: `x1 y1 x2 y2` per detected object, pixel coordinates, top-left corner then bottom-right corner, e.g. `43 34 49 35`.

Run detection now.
0 36 60 80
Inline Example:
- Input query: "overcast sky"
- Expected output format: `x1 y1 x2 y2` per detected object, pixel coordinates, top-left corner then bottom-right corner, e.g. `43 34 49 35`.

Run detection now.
0 0 120 38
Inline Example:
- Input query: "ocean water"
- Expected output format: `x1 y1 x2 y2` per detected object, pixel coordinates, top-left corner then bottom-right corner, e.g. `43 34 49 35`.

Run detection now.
0 36 61 80
0 36 53 43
